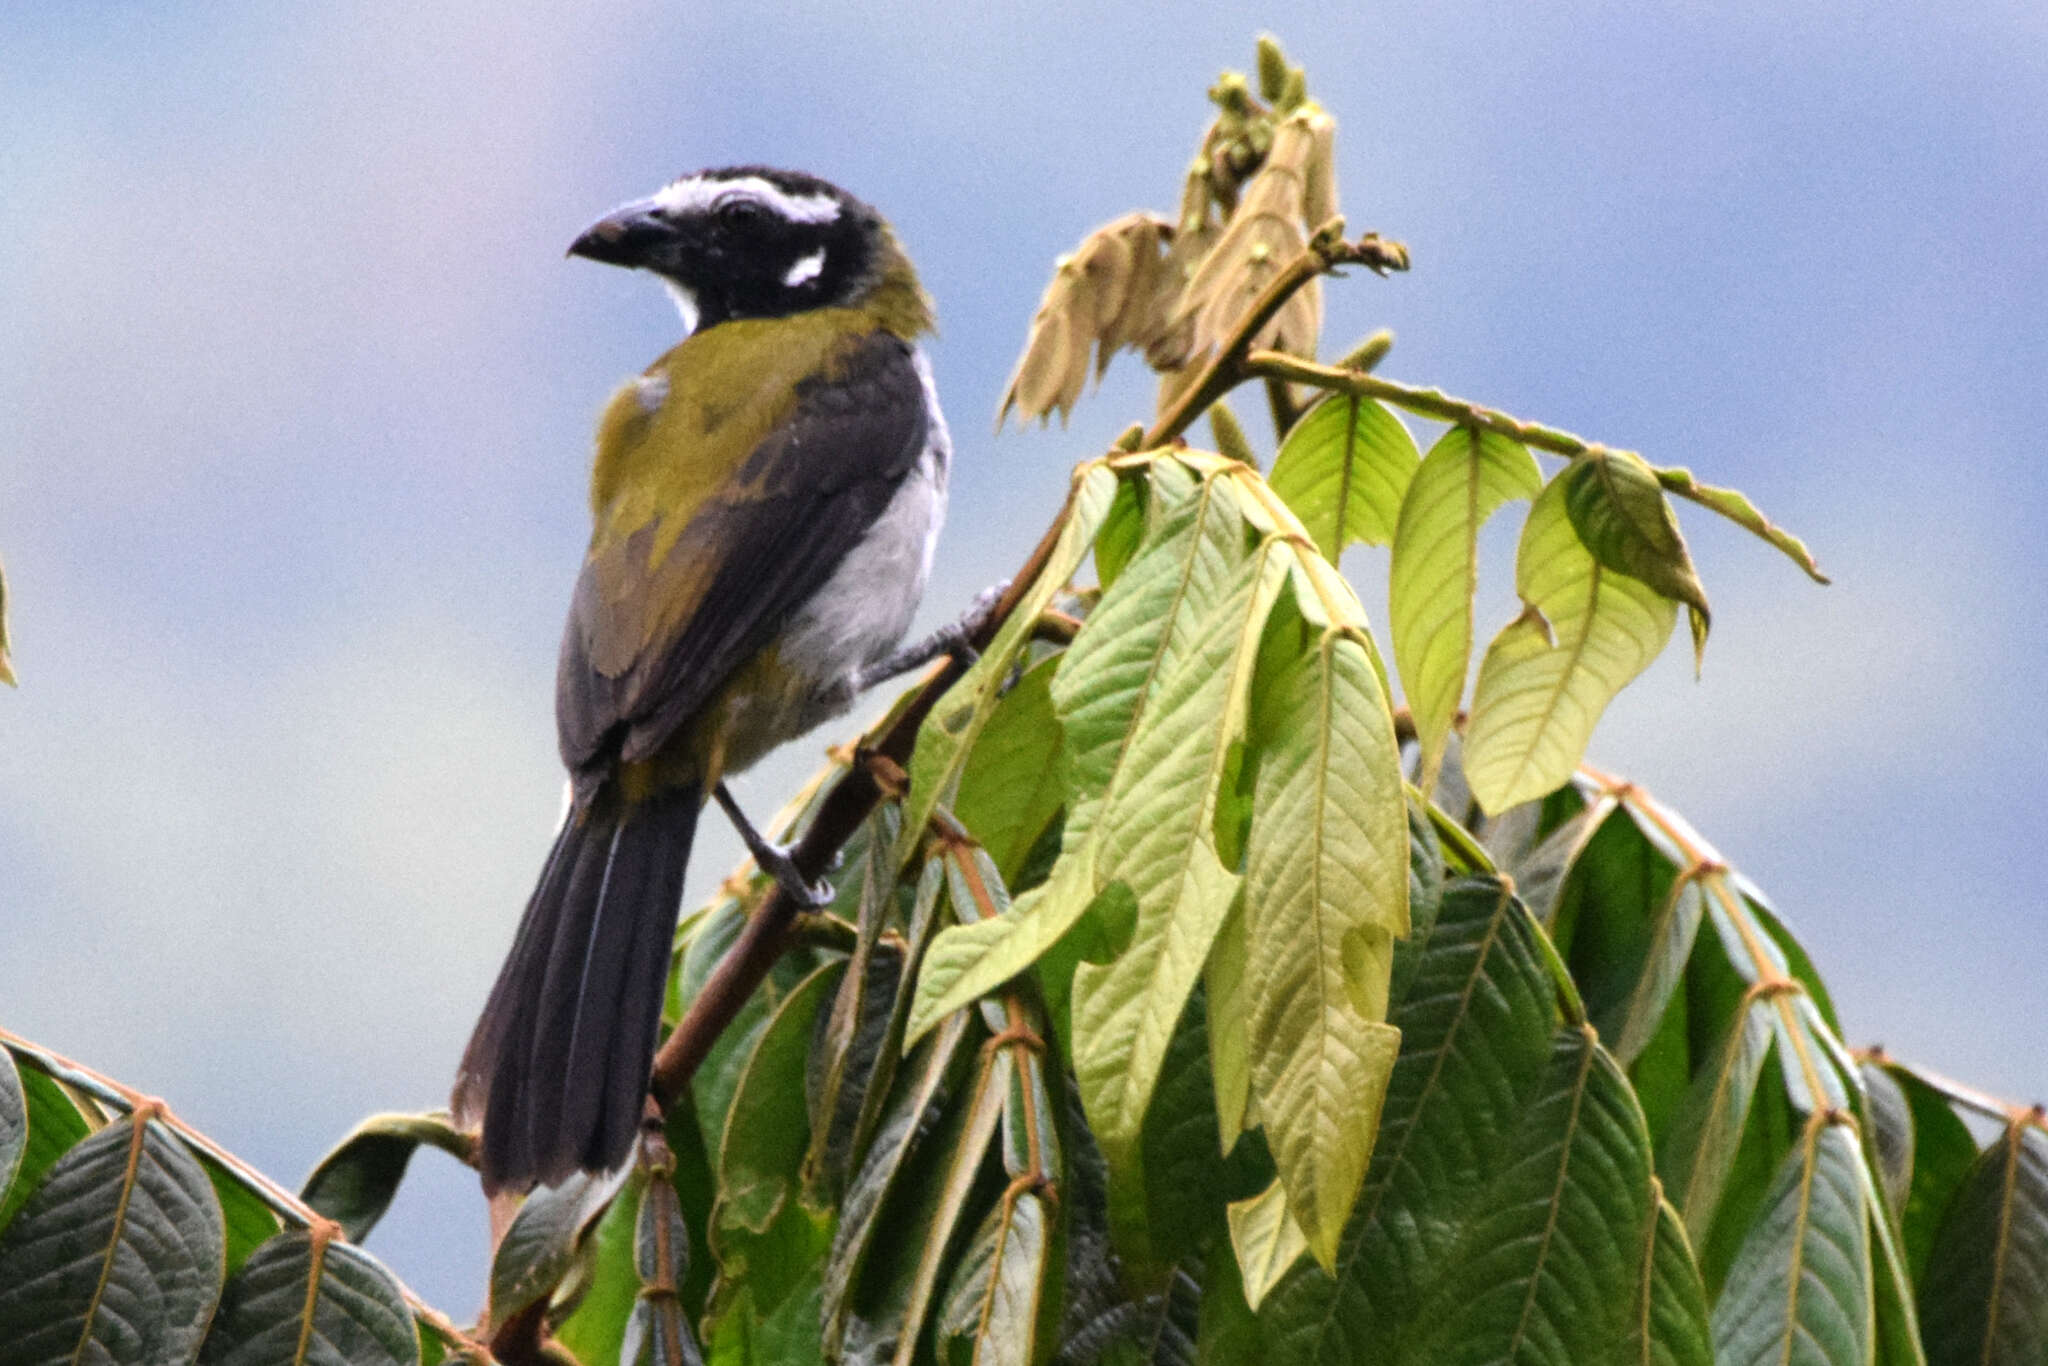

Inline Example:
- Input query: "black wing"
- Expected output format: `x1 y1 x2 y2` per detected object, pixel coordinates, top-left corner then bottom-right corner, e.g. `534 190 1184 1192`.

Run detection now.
555 328 929 786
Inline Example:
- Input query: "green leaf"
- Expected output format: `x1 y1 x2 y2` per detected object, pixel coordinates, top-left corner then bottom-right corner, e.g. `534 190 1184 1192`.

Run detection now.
1560 447 1711 656
1268 393 1420 560
1885 1064 1980 1282
1710 1116 1872 1366
1636 1195 1715 1366
1241 577 1407 1266
934 1192 1057 1366
900 462 1119 868
909 465 1254 1044
0 1048 24 1206
198 1153 282 1278
1387 425 1541 793
1658 995 1776 1248
1612 868 1710 1067
1652 464 1830 584
301 1110 473 1243
1205 895 1252 1153
488 1168 625 1332
806 810 908 1206
1095 471 1147 592
952 655 1067 881
891 1049 1011 1366
714 964 837 1242
0 1061 94 1234
552 1168 644 1366
0 1111 225 1365
1918 1121 2048 1366
620 1175 704 1366
1225 1180 1307 1312
1861 1062 1915 1221
1464 473 1677 813
198 1229 420 1366
1261 880 1687 1366
1073 542 1289 1184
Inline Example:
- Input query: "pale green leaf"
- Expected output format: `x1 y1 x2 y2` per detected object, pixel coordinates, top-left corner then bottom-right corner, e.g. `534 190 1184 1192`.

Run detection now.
1387 425 1540 793
1226 1180 1308 1312
1269 393 1420 559
1241 574 1408 1266
1710 1117 1872 1366
908 465 1252 1044
934 1192 1056 1366
1073 543 1289 1170
1464 474 1677 813
1206 895 1252 1153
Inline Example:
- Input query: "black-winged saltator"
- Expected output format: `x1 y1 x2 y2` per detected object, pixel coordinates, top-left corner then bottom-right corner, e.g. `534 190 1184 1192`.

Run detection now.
454 167 958 1193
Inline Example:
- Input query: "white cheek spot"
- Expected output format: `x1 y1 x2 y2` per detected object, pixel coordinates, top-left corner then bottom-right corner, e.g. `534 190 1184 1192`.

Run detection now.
653 174 841 224
634 373 669 414
662 280 701 337
783 248 827 287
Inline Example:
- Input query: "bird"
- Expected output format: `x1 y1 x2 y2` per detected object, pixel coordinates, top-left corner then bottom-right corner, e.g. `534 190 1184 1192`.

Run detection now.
454 166 969 1194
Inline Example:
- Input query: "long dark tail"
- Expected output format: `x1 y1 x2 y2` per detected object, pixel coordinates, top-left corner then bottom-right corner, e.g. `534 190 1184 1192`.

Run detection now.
454 782 699 1193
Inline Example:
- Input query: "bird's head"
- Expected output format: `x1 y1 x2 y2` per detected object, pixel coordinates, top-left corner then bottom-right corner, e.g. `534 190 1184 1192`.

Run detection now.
569 166 931 338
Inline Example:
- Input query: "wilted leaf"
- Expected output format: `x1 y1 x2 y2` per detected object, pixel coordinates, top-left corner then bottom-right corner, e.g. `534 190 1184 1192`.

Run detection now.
1388 425 1542 794
1463 474 1677 813
1268 393 1420 561
999 214 1175 426
1919 1120 2048 1366
1561 448 1711 665
0 1110 225 1365
302 1110 473 1243
1164 109 1330 368
199 1228 420 1366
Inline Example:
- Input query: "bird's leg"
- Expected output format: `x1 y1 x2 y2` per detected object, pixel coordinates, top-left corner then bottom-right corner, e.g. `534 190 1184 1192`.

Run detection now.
846 580 1012 694
713 783 832 908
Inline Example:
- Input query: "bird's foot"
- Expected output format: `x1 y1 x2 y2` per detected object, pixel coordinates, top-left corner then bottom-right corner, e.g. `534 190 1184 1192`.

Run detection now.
713 782 832 908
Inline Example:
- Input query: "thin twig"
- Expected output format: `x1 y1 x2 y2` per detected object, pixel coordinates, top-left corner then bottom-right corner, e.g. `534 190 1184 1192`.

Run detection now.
1143 223 1409 449
1243 349 1596 457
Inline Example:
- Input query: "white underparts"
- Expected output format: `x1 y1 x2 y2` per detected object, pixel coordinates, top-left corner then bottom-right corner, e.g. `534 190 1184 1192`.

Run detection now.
652 174 841 225
662 280 701 337
783 249 827 287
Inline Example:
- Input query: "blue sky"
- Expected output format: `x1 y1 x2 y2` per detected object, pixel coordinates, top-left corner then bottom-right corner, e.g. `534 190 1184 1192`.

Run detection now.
4 0 2044 1316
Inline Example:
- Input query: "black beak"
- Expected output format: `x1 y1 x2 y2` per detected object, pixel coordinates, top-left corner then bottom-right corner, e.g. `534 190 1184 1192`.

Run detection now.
568 197 679 268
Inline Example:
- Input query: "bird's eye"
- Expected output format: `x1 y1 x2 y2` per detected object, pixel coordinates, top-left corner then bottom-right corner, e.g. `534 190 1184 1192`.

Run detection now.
715 197 766 224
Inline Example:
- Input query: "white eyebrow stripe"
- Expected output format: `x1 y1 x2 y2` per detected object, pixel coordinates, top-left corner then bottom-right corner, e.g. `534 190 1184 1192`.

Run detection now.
652 174 841 224
782 248 827 287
